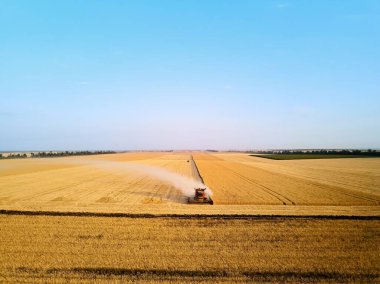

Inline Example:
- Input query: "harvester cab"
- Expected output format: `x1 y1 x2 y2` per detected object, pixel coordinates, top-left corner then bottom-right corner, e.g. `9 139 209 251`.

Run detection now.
188 188 213 205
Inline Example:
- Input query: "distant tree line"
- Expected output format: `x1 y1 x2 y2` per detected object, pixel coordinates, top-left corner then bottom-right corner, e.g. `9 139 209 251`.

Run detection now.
0 151 116 159
0 153 28 159
31 151 116 158
249 149 380 156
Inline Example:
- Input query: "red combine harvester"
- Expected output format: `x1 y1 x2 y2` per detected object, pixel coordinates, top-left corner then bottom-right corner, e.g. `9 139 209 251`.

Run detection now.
188 188 213 205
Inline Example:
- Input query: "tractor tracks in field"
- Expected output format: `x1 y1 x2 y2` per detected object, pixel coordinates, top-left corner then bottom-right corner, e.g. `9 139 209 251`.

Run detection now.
256 166 380 205
256 165 380 205
309 182 380 205
215 161 380 206
289 171 380 205
214 162 296 205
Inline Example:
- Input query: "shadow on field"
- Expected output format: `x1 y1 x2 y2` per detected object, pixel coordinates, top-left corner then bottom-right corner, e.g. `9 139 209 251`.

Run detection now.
1 209 380 220
15 267 380 282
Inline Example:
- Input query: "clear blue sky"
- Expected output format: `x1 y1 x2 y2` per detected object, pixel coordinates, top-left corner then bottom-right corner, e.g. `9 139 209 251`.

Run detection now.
1 0 379 150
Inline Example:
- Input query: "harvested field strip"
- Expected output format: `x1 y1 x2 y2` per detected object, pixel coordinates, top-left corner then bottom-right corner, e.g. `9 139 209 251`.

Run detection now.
190 155 204 183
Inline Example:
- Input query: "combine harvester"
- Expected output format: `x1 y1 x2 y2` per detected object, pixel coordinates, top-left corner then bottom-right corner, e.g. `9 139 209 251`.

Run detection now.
188 187 213 205
188 155 213 205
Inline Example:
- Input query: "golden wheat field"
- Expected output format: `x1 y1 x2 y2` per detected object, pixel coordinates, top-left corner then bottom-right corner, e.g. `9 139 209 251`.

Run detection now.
1 215 379 283
0 152 379 215
194 153 380 206
1 152 380 283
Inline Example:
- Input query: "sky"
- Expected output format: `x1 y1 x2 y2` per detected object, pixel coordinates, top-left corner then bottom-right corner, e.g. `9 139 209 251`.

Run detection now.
1 0 379 151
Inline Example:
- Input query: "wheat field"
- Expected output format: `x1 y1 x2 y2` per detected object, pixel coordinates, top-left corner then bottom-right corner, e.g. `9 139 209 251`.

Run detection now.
1 214 379 283
0 152 379 215
194 153 380 205
1 152 380 283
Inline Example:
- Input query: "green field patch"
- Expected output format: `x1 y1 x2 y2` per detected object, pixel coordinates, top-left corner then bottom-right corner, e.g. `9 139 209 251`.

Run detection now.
250 154 379 160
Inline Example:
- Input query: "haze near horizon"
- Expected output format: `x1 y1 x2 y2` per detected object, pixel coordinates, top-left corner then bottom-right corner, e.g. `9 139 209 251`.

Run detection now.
1 0 379 151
